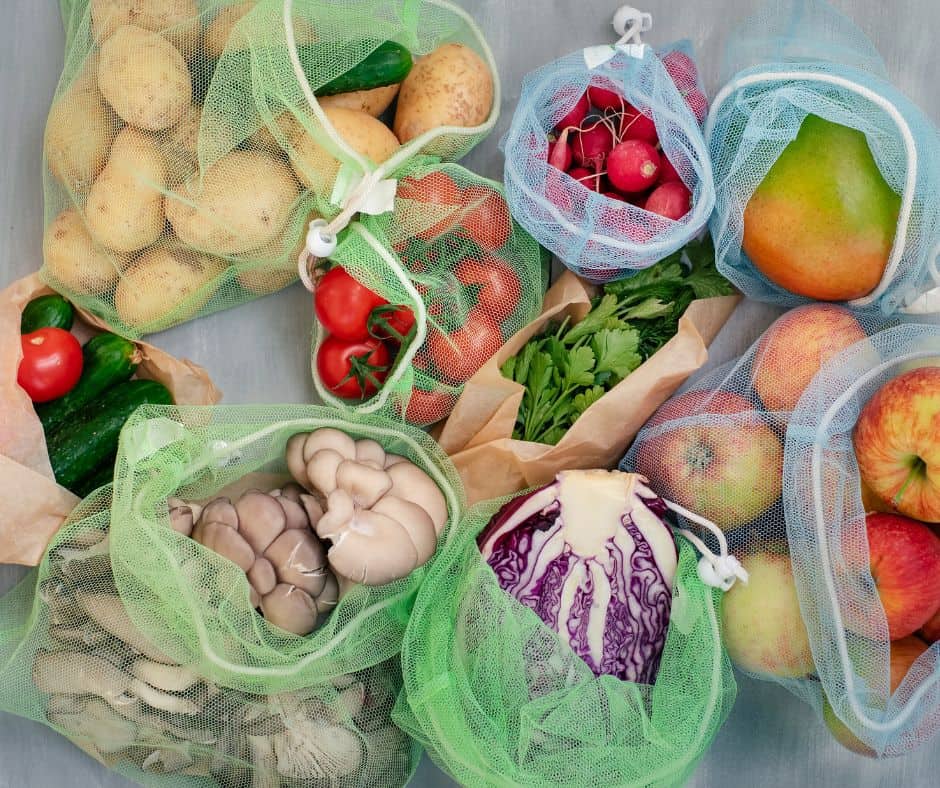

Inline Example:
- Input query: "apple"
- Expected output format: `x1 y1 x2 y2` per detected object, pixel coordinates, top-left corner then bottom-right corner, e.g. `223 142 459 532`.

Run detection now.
752 304 868 414
720 548 815 678
866 513 940 640
860 477 897 515
635 390 783 530
854 366 940 522
823 636 929 756
920 606 940 644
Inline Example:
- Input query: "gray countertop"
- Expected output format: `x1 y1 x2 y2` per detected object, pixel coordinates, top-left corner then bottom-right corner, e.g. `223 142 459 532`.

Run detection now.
2 1 938 786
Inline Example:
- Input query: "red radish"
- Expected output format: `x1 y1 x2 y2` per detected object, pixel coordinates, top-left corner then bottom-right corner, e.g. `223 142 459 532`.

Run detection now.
571 118 614 171
684 89 709 124
547 129 572 171
645 181 691 220
657 155 682 184
545 170 573 212
588 83 626 112
618 111 659 144
568 166 593 182
662 51 698 90
557 92 589 131
607 139 660 193
603 191 628 202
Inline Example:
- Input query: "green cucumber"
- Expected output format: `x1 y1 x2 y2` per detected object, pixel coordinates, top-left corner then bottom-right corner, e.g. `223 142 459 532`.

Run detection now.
36 333 140 434
47 379 173 494
21 294 74 333
314 41 413 96
72 463 116 500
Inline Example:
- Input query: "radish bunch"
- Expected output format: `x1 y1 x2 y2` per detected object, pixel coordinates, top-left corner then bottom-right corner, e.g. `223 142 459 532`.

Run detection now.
544 50 707 222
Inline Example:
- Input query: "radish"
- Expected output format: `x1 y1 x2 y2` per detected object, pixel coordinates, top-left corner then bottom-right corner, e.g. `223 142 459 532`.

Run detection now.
684 89 709 124
618 111 658 144
603 191 628 202
587 83 626 112
568 166 593 183
661 51 698 91
547 129 572 171
571 118 614 171
644 181 691 220
657 154 682 184
556 92 589 131
607 139 660 193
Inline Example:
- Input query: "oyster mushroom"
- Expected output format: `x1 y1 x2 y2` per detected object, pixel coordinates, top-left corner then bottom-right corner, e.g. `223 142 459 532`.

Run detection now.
167 498 201 536
76 593 176 664
33 651 133 705
47 696 138 755
131 659 199 694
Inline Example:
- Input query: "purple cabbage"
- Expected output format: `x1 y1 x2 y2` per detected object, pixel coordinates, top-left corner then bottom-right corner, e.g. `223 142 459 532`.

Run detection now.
479 470 678 684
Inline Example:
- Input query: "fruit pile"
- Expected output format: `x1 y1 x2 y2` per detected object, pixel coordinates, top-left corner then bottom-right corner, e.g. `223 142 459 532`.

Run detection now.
544 50 706 220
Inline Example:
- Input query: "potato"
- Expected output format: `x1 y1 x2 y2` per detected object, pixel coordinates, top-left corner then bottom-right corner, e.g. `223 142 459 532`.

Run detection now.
289 106 400 190
85 127 167 253
91 0 201 51
115 245 227 331
236 216 312 294
393 43 493 144
157 103 201 186
98 25 192 131
43 209 126 294
204 2 253 58
45 58 119 192
165 150 299 256
319 84 400 118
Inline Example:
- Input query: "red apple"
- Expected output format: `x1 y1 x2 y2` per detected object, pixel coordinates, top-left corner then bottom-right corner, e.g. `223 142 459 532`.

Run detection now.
854 367 940 523
721 548 815 678
866 512 940 640
635 390 783 530
823 636 929 756
752 304 867 414
921 607 940 643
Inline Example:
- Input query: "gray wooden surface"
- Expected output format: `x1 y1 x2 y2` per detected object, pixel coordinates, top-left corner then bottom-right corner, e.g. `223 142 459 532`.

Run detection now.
1 1 938 785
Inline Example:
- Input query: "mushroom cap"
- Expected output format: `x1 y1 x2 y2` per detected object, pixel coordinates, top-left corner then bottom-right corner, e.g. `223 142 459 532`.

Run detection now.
371 495 438 564
195 521 255 572
276 495 309 530
301 429 357 463
306 449 346 496
261 584 318 636
326 509 418 586
354 439 386 468
335 460 392 509
167 506 195 537
235 490 287 554
264 530 328 597
286 433 310 488
386 462 448 534
383 453 408 468
273 482 307 503
247 557 278 596
200 498 238 529
299 494 324 528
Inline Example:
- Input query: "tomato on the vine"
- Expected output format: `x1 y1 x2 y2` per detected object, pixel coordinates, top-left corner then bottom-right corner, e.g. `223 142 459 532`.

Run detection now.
317 336 390 399
314 267 387 341
368 304 416 344
454 258 521 321
397 171 462 240
404 388 452 425
429 311 503 383
18 327 83 403
459 186 512 251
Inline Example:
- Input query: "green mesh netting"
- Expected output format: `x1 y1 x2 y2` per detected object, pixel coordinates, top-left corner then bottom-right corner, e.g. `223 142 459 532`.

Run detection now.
393 497 737 788
40 0 500 337
318 160 547 426
0 486 420 787
100 404 464 696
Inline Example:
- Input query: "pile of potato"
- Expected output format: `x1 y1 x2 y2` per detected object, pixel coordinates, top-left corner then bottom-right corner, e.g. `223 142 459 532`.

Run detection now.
42 0 495 334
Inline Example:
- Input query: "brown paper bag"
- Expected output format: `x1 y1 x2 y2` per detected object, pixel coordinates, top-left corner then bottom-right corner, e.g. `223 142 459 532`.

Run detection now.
436 271 739 504
0 274 222 566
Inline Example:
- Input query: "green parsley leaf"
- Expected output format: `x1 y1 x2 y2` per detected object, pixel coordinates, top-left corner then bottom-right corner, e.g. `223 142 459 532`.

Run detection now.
572 385 606 417
592 328 641 381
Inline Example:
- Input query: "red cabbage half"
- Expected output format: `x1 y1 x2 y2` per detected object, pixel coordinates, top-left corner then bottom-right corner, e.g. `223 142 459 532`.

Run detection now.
478 470 678 684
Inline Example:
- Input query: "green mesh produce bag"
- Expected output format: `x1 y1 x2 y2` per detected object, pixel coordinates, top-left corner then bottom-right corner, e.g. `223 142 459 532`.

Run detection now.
40 0 500 337
393 497 737 787
0 487 419 787
314 159 547 426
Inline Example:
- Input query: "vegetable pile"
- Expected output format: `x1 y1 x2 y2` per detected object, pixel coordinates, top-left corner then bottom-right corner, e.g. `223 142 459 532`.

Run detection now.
501 236 734 445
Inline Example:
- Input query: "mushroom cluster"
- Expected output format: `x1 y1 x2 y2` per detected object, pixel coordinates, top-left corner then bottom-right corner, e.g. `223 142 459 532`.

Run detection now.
285 429 449 585
35 525 409 784
169 487 338 636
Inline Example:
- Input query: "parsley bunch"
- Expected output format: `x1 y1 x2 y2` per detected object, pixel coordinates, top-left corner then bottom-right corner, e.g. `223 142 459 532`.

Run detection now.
501 236 734 445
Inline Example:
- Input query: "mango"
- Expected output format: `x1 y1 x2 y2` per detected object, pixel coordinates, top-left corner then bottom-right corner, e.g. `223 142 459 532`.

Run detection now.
742 114 901 301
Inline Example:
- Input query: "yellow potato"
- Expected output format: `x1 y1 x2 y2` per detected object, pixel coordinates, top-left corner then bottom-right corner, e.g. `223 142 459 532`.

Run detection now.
98 25 192 131
114 245 227 331
91 0 201 51
85 127 167 253
319 84 400 118
393 43 493 144
165 150 299 256
289 106 400 190
157 103 201 186
43 209 126 294
236 216 312 294
44 56 119 193
205 3 317 58
246 112 300 154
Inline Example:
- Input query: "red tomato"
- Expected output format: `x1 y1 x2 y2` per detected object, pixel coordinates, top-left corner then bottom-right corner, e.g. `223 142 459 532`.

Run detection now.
18 328 83 403
314 267 387 341
317 336 390 399
398 171 462 239
454 258 521 321
459 185 512 251
368 304 417 343
429 311 503 383
404 388 453 425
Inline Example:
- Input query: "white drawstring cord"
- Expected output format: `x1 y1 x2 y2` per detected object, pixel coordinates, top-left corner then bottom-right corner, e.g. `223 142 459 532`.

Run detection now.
663 498 749 591
612 6 652 46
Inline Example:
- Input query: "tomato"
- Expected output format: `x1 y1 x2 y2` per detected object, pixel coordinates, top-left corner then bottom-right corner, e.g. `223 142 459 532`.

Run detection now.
368 304 416 343
404 388 453 425
398 171 462 240
429 311 503 383
317 336 390 399
458 186 512 251
314 267 387 341
18 327 83 403
454 258 521 321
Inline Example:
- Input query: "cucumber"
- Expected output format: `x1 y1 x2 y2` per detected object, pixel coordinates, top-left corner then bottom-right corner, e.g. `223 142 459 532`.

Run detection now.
36 333 140 434
314 41 413 96
21 294 74 333
72 463 116 500
47 379 173 493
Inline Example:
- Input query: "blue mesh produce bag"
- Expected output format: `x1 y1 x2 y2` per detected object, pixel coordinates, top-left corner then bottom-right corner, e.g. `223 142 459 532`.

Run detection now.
706 0 940 316
500 9 714 282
